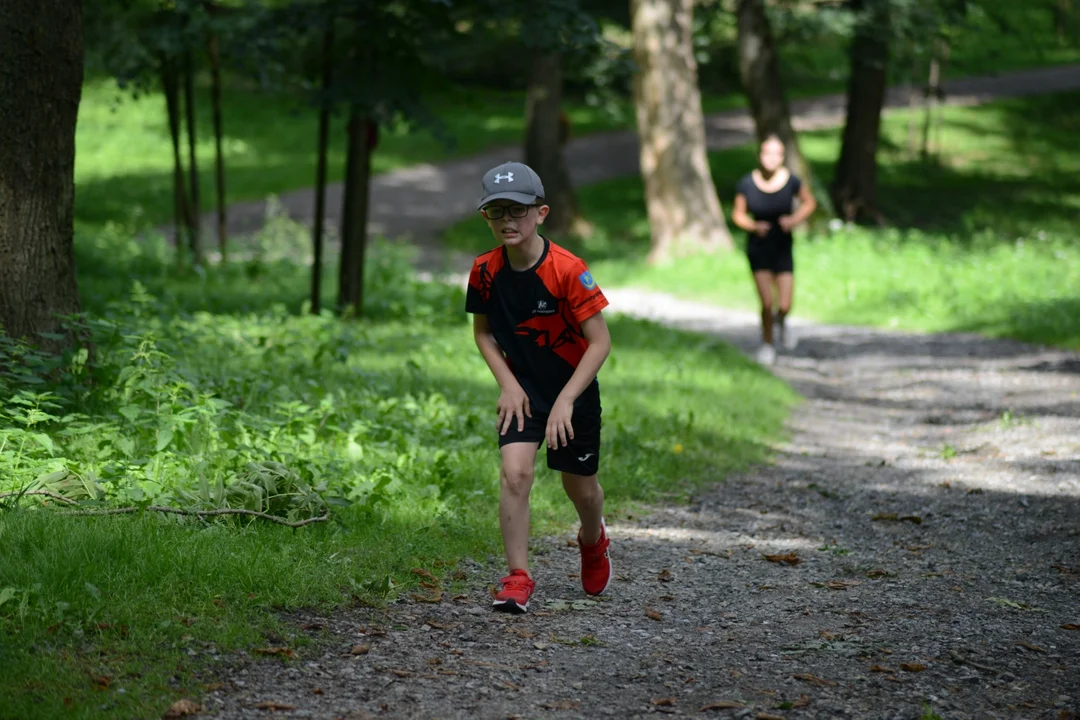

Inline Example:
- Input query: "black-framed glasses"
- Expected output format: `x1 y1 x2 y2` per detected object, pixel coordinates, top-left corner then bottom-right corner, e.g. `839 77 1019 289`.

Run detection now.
482 204 535 220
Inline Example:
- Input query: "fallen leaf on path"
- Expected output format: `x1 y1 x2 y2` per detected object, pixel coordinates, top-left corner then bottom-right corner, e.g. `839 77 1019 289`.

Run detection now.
866 569 890 578
899 663 926 672
164 699 203 718
651 698 677 706
792 695 811 708
300 622 326 632
763 553 802 566
92 674 111 689
312 688 323 695
700 700 745 711
792 673 836 687
390 668 411 678
870 665 894 673
411 591 443 604
810 580 861 590
658 569 674 582
350 644 370 655
254 647 296 659
1061 624 1080 631
423 618 456 630
254 701 297 711
541 699 580 710
453 569 468 581
987 597 1047 612
507 626 538 639
646 607 663 622
419 581 439 590
872 513 923 524
411 568 439 585
1016 641 1047 653
819 631 838 641
757 713 785 720
1051 565 1077 575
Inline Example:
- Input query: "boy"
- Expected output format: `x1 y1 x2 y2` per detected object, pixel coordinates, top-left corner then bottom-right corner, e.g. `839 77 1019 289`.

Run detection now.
465 161 612 614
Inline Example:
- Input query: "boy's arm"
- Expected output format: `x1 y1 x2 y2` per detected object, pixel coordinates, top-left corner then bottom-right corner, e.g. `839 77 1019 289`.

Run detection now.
473 313 531 433
546 311 611 449
558 312 611 404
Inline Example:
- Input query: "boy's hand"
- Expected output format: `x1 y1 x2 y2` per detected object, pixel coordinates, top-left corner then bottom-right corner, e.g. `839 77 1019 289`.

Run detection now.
546 397 575 450
497 384 531 435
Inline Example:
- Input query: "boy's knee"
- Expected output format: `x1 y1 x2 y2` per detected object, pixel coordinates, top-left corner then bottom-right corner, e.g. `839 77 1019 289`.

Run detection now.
501 465 534 496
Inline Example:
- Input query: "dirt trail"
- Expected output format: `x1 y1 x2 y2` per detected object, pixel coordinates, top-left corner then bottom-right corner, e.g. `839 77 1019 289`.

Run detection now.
196 290 1080 720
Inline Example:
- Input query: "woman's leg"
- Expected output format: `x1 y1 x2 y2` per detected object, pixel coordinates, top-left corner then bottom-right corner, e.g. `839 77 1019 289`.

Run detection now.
752 270 776 345
776 271 794 318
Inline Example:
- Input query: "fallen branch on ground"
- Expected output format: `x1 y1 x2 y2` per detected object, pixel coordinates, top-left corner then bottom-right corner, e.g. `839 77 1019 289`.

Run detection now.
1 492 329 528
0 489 80 505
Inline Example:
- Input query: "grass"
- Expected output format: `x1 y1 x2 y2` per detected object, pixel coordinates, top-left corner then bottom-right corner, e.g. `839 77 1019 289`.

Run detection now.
0 220 796 718
444 91 1080 349
75 4 1080 232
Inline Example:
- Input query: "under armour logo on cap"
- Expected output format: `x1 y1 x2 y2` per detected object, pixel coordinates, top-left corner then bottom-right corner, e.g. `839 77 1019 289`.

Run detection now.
478 162 545 209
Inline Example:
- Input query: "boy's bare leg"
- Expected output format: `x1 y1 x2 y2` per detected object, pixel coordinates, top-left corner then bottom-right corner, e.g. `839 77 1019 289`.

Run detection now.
562 472 604 544
500 442 540 572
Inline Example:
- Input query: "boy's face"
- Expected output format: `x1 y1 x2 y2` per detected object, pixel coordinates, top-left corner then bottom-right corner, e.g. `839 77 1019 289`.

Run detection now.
480 200 549 247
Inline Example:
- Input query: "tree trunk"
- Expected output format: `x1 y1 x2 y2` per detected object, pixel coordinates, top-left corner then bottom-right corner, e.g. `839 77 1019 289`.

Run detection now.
906 41 921 158
208 32 228 260
631 0 732 263
184 50 202 265
162 57 192 261
312 24 334 316
524 52 579 238
921 37 948 160
337 110 373 317
830 0 891 223
0 0 84 348
735 0 812 184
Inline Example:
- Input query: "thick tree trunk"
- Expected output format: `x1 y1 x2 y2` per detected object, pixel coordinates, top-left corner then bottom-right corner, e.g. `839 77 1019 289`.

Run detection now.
631 0 732 263
208 33 228 260
162 58 192 262
337 109 373 317
183 50 202 265
524 52 579 238
830 0 891 223
0 0 84 348
735 0 812 184
311 24 334 316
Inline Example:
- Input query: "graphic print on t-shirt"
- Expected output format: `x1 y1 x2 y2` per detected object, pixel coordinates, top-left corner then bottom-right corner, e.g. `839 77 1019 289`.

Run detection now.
465 238 608 411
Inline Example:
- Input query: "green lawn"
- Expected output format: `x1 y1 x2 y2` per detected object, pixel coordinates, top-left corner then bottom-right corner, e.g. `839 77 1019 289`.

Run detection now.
0 222 796 718
444 91 1080 349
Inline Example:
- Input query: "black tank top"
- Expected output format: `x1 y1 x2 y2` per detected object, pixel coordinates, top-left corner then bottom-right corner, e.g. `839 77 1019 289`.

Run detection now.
735 172 802 244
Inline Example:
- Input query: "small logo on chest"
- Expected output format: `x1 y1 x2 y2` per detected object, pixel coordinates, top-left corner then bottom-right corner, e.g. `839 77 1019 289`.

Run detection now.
533 299 558 315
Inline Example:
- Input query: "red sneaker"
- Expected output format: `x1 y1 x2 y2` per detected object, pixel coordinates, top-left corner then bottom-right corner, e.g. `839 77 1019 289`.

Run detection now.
578 520 612 596
492 569 535 613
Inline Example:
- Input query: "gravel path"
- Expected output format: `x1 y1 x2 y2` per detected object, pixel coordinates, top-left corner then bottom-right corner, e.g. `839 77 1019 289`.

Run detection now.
191 291 1080 720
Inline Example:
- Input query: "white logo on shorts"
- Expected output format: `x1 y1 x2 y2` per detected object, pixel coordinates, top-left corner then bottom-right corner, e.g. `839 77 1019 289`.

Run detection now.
494 172 514 184
578 453 594 462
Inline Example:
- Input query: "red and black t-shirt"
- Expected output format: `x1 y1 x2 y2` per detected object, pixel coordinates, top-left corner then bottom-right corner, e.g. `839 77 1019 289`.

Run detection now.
465 238 609 413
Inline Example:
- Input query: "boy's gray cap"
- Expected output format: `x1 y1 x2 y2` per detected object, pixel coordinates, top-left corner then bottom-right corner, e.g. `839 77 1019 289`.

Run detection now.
477 161 545 209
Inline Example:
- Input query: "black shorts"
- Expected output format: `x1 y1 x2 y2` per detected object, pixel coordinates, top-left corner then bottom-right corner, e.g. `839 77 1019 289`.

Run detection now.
747 235 794 274
498 403 601 476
